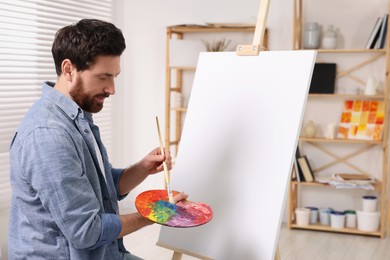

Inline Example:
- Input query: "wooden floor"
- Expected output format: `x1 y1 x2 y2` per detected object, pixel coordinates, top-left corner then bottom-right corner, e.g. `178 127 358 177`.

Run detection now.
123 223 390 260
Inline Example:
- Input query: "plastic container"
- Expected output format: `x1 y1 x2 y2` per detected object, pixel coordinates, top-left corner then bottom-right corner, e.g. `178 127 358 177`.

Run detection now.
344 210 357 228
295 208 310 226
330 211 345 229
357 211 380 232
319 208 332 226
362 195 378 212
305 207 319 224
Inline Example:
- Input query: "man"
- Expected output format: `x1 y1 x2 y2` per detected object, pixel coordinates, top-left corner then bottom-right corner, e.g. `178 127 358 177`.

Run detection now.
8 19 187 259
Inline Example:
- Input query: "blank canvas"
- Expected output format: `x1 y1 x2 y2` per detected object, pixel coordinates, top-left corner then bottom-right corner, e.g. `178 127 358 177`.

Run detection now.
157 50 317 260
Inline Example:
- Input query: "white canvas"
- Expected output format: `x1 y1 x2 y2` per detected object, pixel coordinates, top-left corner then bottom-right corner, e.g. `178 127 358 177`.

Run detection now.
158 50 317 260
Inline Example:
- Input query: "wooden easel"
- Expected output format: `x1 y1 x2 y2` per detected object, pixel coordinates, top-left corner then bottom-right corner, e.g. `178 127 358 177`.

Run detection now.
156 241 281 260
236 0 269 56
159 0 281 259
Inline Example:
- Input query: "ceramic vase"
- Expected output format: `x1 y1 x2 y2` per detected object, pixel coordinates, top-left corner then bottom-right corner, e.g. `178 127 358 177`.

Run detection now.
303 22 320 49
304 120 317 138
321 25 337 49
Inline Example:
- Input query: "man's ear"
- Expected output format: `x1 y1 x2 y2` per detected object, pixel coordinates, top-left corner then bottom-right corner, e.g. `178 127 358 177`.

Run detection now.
61 59 75 82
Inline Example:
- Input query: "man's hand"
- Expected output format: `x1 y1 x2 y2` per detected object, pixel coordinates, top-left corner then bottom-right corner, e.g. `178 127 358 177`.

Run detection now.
136 147 172 175
174 192 188 203
119 147 172 195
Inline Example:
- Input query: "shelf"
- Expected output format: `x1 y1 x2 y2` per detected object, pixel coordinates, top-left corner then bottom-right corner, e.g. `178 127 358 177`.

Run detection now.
291 181 382 190
315 49 386 54
308 93 385 99
290 223 381 237
299 137 384 144
170 66 196 71
167 25 255 33
289 0 389 239
171 107 187 112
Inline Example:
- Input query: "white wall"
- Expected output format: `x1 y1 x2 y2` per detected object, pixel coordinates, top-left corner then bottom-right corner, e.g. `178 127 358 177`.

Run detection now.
113 0 388 215
0 209 8 259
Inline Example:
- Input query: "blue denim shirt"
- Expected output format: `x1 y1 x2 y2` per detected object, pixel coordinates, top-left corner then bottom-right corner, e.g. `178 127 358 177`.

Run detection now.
9 82 127 259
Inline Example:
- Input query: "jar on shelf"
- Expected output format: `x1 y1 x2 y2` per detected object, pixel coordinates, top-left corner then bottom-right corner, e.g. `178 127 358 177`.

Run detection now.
304 120 317 138
321 25 337 49
302 22 320 49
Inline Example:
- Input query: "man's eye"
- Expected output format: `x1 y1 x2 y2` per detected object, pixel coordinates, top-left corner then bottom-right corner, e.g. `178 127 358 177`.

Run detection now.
99 76 107 80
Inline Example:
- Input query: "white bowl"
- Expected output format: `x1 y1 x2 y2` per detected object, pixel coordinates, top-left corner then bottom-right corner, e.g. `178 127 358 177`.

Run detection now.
357 211 380 232
342 86 360 95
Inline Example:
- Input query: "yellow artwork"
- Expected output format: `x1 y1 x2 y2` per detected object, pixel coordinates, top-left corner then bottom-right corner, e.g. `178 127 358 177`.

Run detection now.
337 100 384 140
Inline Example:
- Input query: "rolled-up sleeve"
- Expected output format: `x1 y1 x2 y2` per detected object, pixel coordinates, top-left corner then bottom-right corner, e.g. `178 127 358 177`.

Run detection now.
19 127 120 249
92 213 122 248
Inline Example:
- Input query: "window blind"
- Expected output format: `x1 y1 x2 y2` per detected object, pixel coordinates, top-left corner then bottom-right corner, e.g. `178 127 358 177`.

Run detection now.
0 0 115 211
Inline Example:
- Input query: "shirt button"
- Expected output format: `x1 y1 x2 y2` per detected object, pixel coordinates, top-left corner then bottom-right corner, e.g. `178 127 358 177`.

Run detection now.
84 129 89 133
71 114 75 118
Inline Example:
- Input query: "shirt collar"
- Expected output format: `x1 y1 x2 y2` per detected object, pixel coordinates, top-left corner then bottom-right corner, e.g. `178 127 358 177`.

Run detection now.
42 81 93 123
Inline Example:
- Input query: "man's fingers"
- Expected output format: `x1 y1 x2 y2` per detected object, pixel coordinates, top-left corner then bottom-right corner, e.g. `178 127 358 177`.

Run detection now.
173 192 188 203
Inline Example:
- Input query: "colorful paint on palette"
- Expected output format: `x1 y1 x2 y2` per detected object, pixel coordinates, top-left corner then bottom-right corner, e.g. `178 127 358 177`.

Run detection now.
135 189 213 227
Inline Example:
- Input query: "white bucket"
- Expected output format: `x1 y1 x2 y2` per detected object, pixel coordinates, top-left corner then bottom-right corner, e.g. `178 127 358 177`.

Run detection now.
362 195 378 212
319 208 332 226
330 211 345 229
357 211 380 232
345 211 357 229
295 208 310 226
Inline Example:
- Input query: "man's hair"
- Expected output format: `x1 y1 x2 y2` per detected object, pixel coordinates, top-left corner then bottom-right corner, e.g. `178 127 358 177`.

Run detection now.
52 19 126 76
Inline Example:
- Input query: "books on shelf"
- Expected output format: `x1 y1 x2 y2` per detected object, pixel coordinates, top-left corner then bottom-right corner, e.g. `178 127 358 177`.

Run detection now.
294 147 305 182
297 156 315 182
377 13 388 49
366 17 383 49
337 100 385 140
366 14 389 49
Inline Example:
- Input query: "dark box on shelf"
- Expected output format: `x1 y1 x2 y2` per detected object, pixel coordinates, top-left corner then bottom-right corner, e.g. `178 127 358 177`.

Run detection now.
309 63 337 94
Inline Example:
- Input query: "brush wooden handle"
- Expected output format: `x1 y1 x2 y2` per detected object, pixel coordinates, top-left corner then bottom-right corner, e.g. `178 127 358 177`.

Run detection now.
156 116 175 204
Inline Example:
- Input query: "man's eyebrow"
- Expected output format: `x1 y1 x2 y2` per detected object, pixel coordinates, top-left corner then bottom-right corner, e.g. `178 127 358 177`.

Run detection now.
99 72 121 77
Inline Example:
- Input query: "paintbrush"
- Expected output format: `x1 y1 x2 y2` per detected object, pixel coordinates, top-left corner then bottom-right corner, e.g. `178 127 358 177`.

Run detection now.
155 116 175 204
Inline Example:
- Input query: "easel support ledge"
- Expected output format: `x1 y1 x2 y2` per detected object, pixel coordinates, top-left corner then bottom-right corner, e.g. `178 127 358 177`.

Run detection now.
156 241 215 260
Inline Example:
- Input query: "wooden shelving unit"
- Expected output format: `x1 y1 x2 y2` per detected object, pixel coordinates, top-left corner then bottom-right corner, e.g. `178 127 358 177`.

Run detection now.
165 25 267 156
288 0 390 238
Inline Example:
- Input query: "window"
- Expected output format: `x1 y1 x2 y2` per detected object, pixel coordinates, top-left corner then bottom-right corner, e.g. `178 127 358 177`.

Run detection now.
0 0 115 210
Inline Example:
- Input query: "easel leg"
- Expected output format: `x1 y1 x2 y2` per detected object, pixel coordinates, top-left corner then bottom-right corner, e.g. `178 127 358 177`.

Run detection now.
172 251 183 260
274 246 281 260
169 246 280 259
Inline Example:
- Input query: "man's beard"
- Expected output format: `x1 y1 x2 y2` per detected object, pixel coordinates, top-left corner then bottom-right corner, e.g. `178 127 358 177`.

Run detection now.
69 79 108 113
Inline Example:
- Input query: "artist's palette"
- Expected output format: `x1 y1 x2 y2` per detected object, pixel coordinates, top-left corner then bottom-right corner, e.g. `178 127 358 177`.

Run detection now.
135 189 213 227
